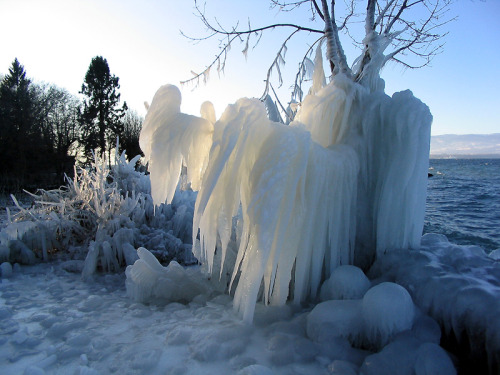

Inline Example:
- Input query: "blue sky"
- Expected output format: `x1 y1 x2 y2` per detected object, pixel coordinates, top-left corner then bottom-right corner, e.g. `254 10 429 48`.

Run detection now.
0 0 498 135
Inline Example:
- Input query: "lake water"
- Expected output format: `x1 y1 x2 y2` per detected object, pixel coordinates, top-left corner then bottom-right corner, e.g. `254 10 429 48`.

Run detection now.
425 158 500 252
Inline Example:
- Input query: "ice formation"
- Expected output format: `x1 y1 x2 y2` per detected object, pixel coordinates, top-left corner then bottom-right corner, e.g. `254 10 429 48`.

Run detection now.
138 42 431 321
308 281 416 349
361 282 415 349
320 265 371 301
141 79 430 321
0 148 196 277
139 84 213 205
360 337 456 375
369 233 500 373
126 247 209 304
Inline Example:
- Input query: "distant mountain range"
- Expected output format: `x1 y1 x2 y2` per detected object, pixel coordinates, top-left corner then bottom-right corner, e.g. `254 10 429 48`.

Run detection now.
430 133 500 159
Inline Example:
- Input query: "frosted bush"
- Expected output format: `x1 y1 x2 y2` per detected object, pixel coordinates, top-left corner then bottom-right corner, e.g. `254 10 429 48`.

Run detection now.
0 147 197 277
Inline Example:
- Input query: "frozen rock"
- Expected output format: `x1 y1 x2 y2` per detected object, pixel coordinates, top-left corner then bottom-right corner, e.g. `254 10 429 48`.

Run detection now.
125 247 209 304
320 265 370 301
360 334 421 375
1 261 13 278
307 299 362 344
414 343 456 375
362 282 415 349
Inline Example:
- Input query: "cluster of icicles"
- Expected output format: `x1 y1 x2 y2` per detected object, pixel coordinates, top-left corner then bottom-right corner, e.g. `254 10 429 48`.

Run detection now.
139 66 432 322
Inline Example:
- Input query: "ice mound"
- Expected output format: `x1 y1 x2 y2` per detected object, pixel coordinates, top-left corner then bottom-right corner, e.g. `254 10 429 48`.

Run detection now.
360 335 456 375
362 282 415 349
125 247 209 304
307 299 362 343
320 265 371 301
308 282 415 350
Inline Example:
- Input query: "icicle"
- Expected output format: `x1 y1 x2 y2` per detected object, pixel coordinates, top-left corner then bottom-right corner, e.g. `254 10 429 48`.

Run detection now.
309 44 326 95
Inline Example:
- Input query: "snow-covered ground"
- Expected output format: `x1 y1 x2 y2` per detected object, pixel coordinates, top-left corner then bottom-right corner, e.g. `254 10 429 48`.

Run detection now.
3 233 500 374
0 255 450 375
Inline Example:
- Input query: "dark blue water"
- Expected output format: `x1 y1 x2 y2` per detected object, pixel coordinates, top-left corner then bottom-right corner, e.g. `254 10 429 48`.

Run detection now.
425 159 500 252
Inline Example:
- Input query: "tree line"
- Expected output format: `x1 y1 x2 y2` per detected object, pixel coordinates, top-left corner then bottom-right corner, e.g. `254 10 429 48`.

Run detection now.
0 57 143 192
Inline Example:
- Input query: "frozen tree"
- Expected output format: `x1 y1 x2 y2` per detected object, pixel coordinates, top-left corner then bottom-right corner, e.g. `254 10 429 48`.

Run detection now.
139 0 453 321
119 108 144 161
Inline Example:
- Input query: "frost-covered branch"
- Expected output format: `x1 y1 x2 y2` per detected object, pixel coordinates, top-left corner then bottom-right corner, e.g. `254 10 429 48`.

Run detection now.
292 36 324 102
260 29 301 100
185 0 454 100
181 0 323 89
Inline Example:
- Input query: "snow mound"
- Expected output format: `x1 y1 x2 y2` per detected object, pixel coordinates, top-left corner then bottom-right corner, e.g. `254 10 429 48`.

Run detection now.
320 265 371 301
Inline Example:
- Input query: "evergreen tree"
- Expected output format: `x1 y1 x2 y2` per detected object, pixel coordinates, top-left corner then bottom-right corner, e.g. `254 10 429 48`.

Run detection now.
79 56 127 164
0 58 42 190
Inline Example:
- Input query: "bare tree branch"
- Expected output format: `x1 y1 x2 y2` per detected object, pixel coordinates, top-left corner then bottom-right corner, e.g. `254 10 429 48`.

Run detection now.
183 0 455 102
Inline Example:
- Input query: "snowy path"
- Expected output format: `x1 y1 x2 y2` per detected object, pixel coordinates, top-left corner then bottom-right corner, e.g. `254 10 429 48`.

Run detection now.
0 262 336 375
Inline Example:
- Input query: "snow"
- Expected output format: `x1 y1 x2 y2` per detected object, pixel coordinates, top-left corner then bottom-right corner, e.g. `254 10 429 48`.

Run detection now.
0 251 465 374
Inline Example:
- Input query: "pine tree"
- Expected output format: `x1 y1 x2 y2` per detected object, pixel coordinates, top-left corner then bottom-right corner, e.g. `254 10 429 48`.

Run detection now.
0 58 40 189
79 56 127 164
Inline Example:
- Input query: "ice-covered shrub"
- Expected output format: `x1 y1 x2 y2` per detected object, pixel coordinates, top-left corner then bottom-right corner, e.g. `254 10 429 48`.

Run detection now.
0 147 197 277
